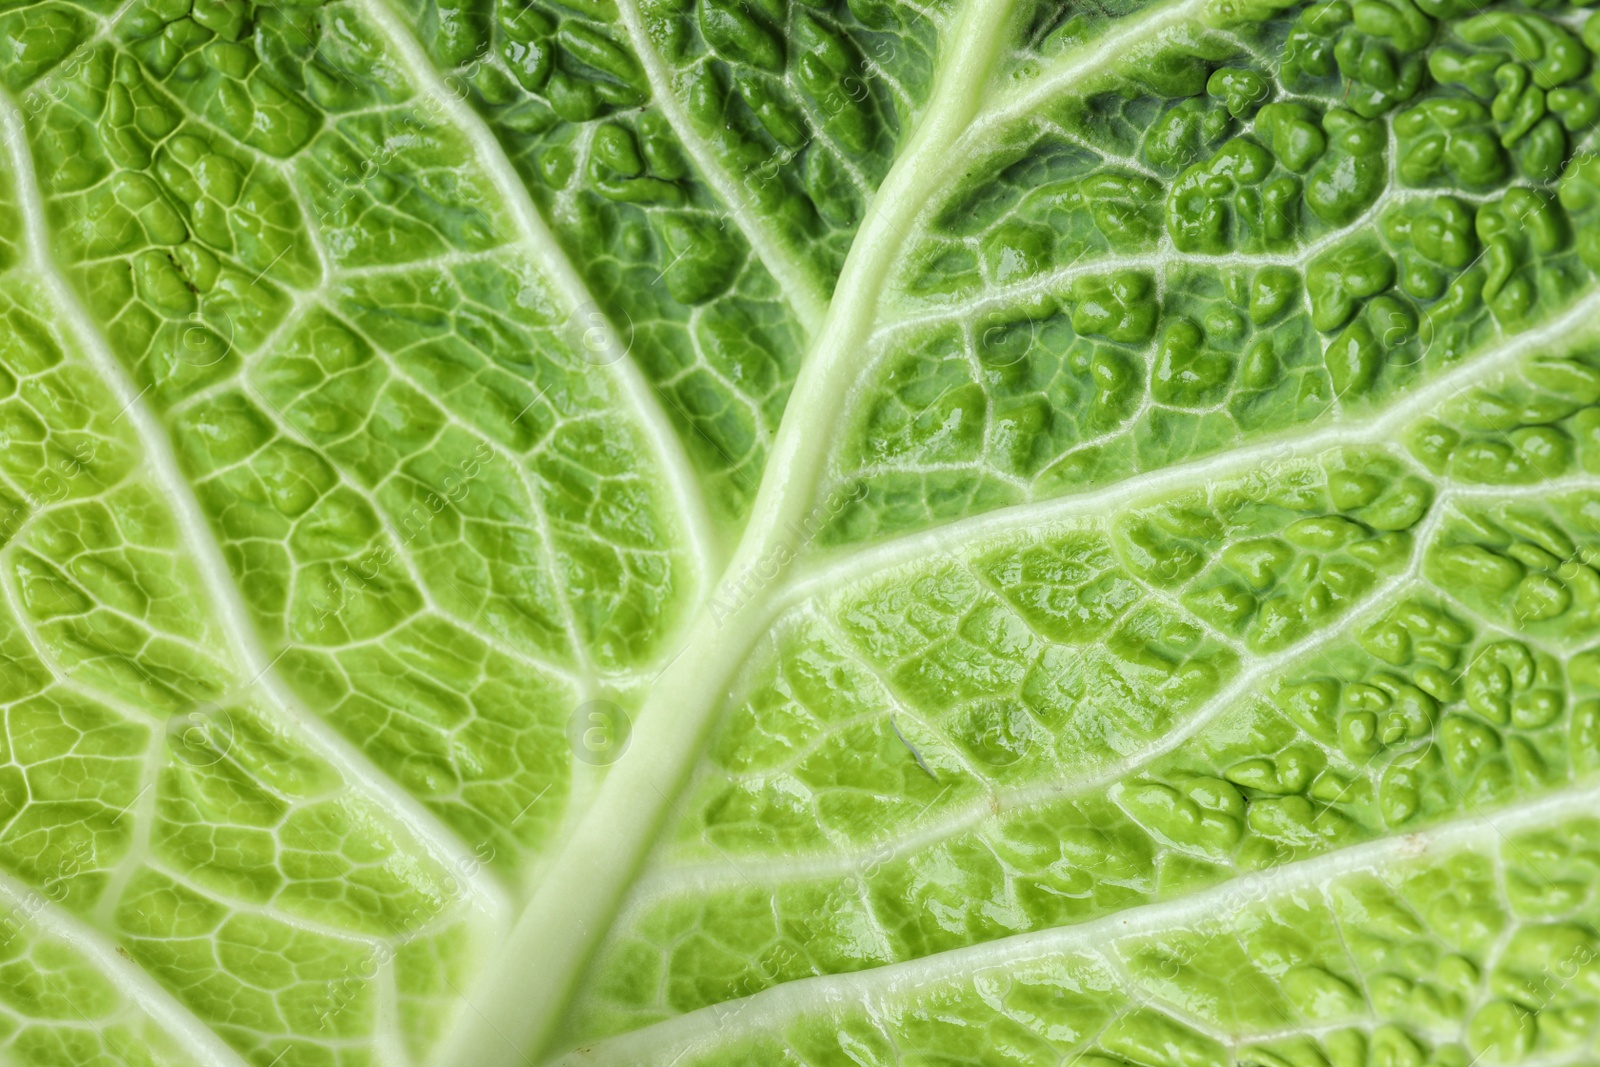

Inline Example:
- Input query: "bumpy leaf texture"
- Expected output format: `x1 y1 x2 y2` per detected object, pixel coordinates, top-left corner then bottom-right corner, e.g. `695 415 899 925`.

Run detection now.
3 0 1600 1061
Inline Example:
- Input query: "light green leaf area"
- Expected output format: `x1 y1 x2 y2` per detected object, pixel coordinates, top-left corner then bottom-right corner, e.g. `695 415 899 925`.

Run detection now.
2 0 1600 1062
0 132 488 1063
0 889 203 1066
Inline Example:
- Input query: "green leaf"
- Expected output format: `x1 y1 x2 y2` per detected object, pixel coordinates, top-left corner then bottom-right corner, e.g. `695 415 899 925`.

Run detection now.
3 0 1600 1062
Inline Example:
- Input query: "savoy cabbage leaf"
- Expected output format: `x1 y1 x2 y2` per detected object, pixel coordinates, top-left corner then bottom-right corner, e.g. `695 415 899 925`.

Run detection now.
2 0 1600 1062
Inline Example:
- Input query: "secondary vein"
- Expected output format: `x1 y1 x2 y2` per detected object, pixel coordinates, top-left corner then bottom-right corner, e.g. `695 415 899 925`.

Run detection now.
552 779 1600 1066
611 0 832 335
0 89 513 920
358 0 723 589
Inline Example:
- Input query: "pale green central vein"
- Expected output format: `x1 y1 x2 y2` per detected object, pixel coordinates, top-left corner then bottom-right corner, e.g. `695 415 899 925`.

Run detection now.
429 0 1023 1058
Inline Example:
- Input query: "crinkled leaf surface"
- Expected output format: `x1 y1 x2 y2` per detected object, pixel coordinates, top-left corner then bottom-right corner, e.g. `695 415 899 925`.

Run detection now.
3 0 1600 1062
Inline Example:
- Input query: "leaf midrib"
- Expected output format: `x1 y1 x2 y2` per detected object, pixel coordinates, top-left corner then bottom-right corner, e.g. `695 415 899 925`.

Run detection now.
12 0 1598 1058
420 0 1600 1054
429 0 1024 1056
